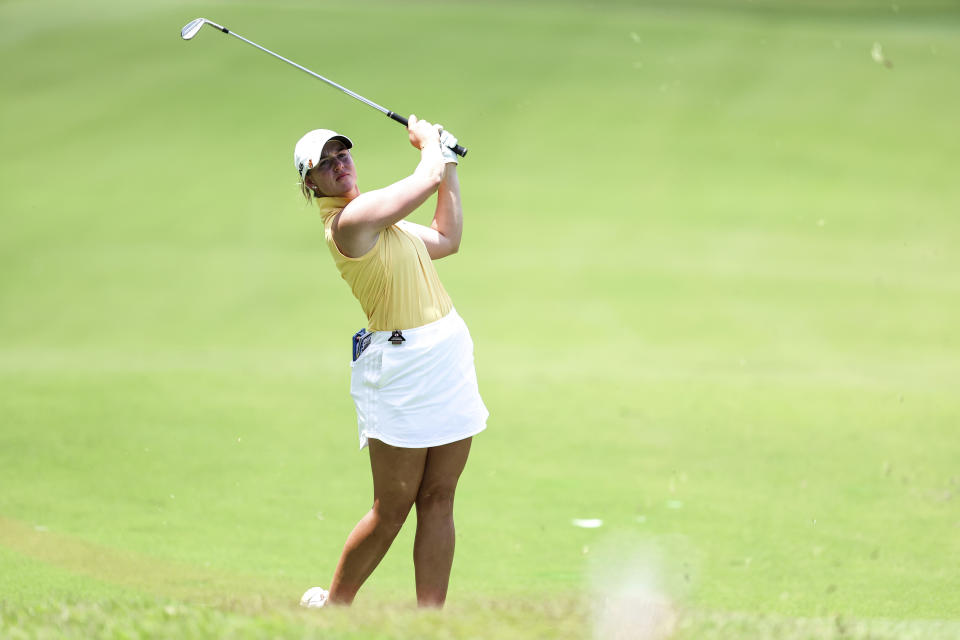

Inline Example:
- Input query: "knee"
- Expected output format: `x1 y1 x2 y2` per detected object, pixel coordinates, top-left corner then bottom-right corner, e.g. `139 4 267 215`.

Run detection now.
416 487 456 518
372 499 414 536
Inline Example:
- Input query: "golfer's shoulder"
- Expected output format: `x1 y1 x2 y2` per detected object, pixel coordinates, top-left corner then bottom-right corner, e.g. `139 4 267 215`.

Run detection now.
337 191 381 225
338 187 412 232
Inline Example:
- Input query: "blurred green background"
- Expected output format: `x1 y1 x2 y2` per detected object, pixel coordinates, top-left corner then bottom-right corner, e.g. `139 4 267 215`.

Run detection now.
2 0 958 637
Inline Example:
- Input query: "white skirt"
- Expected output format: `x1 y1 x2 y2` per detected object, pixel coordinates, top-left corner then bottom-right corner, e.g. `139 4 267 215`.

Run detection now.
349 308 489 450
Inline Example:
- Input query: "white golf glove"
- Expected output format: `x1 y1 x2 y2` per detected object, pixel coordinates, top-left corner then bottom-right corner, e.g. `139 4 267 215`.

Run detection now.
439 129 459 165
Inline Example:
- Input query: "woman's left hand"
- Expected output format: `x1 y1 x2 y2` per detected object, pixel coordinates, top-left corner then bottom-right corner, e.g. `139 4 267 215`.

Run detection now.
439 129 459 165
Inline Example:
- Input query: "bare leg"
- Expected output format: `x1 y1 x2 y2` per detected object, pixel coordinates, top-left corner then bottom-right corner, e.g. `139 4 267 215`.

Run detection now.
327 440 427 605
413 437 473 607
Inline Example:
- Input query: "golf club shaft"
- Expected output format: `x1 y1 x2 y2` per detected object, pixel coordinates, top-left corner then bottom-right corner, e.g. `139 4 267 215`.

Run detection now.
211 23 467 157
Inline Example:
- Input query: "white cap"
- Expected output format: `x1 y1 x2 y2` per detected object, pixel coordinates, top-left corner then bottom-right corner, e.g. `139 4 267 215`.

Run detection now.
294 129 353 181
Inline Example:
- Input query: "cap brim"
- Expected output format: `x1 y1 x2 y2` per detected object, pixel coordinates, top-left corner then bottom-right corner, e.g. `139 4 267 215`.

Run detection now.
329 135 353 150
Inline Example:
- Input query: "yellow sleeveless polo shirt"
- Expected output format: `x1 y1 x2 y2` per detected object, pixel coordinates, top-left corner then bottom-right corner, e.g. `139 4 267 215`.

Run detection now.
317 197 453 331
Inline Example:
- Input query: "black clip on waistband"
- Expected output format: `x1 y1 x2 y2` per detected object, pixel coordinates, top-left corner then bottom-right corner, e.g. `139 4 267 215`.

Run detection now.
388 330 406 345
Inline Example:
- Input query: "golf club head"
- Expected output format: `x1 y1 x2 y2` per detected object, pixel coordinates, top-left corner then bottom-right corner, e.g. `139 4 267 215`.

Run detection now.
181 18 226 40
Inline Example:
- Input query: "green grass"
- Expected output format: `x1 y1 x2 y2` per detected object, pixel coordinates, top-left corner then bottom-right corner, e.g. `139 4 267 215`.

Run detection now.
2 0 959 637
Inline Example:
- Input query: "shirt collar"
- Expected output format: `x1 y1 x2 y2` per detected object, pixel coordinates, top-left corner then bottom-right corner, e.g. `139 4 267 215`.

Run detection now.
315 196 351 222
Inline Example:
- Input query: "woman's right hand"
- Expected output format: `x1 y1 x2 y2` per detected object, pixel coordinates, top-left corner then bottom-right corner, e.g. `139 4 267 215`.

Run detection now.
407 114 441 151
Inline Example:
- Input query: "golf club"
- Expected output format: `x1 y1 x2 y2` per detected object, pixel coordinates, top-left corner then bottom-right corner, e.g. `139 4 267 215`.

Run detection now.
180 18 468 157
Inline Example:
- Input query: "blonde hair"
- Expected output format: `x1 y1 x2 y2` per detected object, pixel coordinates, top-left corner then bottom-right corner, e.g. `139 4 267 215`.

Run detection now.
299 176 316 204
299 170 332 205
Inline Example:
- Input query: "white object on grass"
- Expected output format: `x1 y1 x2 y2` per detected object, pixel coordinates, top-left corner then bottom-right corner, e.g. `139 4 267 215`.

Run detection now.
572 518 604 529
871 42 893 68
300 587 329 608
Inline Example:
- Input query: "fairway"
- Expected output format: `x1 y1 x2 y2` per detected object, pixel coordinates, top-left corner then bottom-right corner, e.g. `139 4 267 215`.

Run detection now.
2 0 959 637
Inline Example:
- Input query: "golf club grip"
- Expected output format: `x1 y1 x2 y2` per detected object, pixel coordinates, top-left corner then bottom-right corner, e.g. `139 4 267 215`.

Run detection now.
387 111 469 157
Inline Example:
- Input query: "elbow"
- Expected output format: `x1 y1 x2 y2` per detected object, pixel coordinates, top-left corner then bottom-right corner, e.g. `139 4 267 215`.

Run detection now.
434 236 460 259
447 232 462 255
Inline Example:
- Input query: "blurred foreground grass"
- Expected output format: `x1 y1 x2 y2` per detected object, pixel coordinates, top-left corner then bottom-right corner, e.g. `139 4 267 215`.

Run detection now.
3 596 960 640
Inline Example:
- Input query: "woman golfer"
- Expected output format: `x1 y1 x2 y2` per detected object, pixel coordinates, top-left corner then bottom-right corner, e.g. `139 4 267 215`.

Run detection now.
295 116 488 608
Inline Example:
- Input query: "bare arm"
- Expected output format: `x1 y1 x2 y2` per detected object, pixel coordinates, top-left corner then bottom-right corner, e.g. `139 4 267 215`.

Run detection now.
332 116 445 258
400 164 462 259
